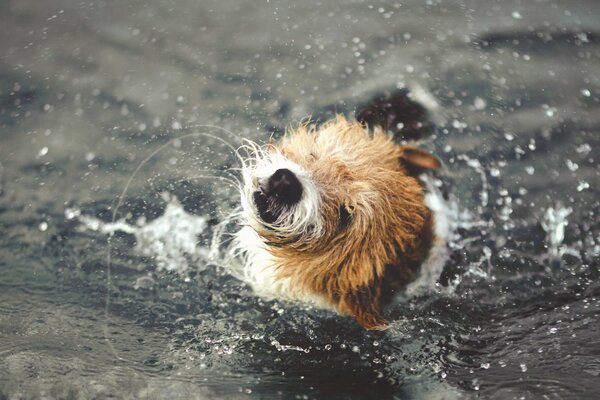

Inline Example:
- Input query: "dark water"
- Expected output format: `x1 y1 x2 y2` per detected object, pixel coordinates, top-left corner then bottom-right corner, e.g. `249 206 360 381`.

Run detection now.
1 0 599 398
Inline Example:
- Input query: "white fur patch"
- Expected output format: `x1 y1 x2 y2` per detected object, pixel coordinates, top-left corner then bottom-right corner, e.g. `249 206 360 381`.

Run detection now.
232 147 332 309
240 151 323 240
404 178 450 297
230 226 333 310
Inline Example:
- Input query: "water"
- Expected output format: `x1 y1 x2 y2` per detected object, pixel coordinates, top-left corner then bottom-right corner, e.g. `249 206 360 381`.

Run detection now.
1 0 599 398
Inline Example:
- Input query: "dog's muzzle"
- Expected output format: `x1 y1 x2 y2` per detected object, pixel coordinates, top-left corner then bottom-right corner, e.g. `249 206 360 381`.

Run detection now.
253 168 303 224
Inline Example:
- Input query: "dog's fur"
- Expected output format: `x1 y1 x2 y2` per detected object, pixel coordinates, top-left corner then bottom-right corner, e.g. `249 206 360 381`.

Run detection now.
233 116 444 330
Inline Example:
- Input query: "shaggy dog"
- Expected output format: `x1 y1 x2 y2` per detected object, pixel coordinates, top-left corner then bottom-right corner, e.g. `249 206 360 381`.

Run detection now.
232 114 446 330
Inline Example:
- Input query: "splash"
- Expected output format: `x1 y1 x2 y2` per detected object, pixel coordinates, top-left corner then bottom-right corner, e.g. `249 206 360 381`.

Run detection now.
456 154 489 211
67 192 210 273
541 204 573 259
270 338 311 353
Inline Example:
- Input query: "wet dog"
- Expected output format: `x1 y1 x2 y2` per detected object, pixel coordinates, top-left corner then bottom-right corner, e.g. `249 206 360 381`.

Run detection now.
232 96 447 330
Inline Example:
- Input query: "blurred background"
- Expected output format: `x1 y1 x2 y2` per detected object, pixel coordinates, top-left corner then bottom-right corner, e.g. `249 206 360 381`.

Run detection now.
1 0 599 399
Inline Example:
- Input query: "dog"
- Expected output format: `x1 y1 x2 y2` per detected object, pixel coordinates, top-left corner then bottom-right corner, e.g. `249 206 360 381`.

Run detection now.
231 107 447 330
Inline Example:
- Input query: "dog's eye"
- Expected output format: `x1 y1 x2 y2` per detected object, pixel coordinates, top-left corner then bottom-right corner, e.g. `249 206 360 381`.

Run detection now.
338 205 353 229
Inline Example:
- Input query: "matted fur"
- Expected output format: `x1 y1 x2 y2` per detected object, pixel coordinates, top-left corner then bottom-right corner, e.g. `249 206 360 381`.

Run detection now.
233 116 443 330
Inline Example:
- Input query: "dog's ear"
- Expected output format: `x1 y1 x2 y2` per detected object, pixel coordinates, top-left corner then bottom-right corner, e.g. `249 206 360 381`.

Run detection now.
399 145 441 176
339 286 390 331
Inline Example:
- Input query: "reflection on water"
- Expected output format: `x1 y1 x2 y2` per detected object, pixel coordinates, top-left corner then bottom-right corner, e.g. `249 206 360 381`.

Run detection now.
1 0 599 398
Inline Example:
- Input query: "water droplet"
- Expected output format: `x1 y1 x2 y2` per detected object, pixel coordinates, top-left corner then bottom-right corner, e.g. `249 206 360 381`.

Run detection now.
581 89 591 97
481 363 490 369
576 143 591 154
577 32 590 43
543 104 557 117
525 166 535 175
577 181 590 192
452 119 467 129
39 221 48 231
542 206 572 257
549 327 558 334
520 363 527 372
37 147 49 157
511 11 522 19
566 159 579 172
64 208 81 220
473 97 486 110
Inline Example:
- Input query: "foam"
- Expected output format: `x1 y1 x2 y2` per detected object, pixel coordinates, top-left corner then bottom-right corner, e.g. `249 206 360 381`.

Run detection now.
70 192 209 273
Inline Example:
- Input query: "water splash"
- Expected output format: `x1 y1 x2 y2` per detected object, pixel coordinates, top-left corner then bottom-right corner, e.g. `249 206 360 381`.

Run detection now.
270 338 311 353
456 154 489 210
68 192 209 273
541 204 573 259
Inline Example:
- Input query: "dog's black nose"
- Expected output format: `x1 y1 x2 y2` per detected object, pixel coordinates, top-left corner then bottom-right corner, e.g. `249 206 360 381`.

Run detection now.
266 168 303 205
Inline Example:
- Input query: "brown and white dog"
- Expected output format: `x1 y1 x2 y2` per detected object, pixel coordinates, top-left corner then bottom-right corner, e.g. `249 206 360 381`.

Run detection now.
232 115 448 330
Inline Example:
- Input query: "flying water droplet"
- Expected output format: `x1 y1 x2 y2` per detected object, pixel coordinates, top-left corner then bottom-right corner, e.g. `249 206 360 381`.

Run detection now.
577 181 589 192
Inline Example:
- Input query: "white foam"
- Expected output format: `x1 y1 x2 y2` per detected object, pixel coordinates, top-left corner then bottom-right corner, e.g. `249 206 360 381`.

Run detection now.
542 204 574 259
71 192 209 273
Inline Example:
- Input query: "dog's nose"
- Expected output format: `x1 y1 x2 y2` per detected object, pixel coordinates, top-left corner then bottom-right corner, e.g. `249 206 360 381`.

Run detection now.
265 168 303 205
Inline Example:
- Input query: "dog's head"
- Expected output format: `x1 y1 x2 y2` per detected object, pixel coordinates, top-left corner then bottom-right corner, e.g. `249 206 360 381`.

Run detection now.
239 116 440 329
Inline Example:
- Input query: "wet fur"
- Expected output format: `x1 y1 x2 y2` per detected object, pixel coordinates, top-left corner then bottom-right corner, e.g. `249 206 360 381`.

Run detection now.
233 116 442 330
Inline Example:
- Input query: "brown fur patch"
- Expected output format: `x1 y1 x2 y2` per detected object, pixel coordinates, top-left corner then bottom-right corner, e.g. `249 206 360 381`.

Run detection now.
255 116 439 330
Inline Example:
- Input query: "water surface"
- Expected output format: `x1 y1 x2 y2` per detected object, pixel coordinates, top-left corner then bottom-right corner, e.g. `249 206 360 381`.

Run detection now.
1 0 599 398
